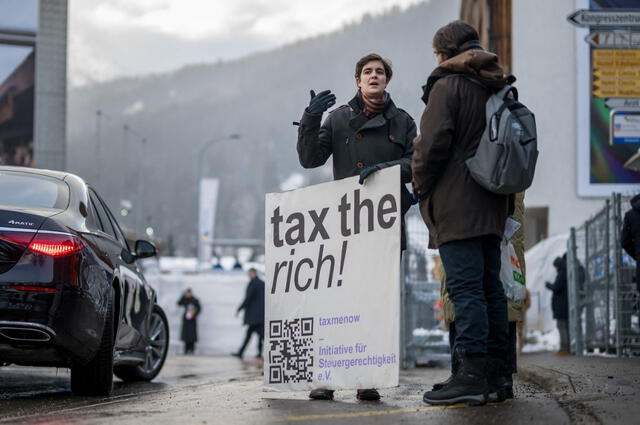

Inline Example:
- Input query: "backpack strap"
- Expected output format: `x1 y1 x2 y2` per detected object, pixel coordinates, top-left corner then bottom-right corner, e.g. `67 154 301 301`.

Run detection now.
461 74 519 101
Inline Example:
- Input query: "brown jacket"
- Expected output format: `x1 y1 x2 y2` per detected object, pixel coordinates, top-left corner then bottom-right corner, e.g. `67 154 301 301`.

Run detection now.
412 49 510 248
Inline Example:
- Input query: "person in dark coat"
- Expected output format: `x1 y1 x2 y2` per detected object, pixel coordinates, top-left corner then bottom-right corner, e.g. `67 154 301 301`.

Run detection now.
177 288 201 354
414 21 510 406
297 52 417 252
621 194 640 293
546 256 570 354
232 268 265 359
296 52 416 402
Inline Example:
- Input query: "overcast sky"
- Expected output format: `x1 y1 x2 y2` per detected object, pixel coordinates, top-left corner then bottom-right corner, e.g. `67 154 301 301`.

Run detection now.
68 0 428 86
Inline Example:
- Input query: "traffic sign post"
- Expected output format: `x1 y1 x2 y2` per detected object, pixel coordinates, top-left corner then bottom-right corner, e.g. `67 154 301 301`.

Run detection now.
569 6 640 194
568 9 640 27
585 30 640 48
592 49 640 98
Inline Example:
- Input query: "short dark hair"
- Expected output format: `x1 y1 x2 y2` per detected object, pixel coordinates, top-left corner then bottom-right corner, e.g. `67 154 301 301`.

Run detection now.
355 53 393 80
248 268 257 274
432 20 480 60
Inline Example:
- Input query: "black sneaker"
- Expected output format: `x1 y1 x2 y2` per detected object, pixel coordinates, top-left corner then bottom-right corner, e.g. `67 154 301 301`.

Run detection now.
356 388 380 401
309 389 334 400
423 353 487 406
231 352 242 358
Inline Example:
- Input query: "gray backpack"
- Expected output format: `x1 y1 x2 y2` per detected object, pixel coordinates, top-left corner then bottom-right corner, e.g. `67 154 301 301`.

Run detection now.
463 76 538 195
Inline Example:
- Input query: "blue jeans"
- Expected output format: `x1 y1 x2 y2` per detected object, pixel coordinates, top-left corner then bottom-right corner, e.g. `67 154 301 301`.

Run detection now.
439 235 508 359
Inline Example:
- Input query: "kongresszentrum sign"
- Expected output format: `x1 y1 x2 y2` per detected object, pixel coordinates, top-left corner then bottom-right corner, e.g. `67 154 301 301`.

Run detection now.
568 10 640 27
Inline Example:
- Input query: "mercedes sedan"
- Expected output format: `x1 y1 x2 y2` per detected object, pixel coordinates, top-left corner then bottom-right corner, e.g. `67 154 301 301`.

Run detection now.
0 166 169 396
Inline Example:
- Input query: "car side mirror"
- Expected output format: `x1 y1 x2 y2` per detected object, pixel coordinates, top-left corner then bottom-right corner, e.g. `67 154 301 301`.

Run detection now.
121 248 135 264
135 240 157 259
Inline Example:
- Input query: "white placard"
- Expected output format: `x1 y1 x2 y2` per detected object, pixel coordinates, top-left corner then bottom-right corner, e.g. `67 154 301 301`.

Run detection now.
264 166 401 391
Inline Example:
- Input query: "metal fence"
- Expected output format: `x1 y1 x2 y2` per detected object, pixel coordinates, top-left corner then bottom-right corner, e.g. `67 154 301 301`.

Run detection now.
401 210 450 368
567 193 640 357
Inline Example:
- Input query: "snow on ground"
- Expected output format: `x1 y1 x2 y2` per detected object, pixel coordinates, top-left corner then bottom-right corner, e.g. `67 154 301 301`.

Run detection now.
523 328 560 353
146 268 258 356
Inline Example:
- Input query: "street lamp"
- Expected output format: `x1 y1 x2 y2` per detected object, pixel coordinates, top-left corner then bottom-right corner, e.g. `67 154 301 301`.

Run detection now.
195 133 241 186
195 133 240 268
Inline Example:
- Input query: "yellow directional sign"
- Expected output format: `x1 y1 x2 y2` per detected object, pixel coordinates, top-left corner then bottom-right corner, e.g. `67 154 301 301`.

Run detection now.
593 49 640 59
593 69 640 79
592 49 640 98
593 87 640 98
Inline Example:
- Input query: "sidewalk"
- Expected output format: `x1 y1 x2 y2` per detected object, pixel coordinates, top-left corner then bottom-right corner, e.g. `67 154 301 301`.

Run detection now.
518 352 640 425
3 353 638 424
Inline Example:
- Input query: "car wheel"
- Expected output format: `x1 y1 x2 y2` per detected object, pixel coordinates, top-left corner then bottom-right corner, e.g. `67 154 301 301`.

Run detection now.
71 292 114 396
114 305 169 382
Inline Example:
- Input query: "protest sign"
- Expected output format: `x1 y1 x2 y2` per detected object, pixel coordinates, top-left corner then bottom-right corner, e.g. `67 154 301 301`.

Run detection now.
264 166 400 391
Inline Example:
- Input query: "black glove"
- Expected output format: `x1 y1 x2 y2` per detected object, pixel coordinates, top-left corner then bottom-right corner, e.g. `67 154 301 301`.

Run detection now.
545 281 553 290
359 165 381 185
306 89 336 115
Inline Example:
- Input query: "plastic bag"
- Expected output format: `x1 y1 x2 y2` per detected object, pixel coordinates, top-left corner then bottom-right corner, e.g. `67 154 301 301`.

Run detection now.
500 240 526 301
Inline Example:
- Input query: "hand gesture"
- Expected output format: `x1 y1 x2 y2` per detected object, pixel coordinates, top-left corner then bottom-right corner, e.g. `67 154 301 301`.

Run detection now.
306 89 336 115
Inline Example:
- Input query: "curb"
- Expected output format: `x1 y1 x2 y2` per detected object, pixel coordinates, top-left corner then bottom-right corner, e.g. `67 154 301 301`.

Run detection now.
518 363 604 424
518 364 575 397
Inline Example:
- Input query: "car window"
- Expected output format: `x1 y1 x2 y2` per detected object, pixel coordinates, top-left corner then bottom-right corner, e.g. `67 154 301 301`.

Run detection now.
85 195 102 232
101 197 130 251
0 171 69 209
89 190 117 240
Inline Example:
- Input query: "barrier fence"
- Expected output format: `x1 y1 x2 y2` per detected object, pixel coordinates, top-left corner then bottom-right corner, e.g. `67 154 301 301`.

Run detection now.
401 212 449 368
567 193 640 357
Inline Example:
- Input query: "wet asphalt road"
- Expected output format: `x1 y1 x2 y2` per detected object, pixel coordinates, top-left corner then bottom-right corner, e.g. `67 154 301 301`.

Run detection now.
0 355 570 425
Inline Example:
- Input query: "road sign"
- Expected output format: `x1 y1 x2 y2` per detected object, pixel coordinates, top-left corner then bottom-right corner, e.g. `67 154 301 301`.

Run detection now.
585 30 640 48
568 9 640 27
605 98 640 108
592 49 640 97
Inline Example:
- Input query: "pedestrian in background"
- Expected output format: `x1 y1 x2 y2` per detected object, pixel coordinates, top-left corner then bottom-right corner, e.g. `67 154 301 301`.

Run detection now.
177 288 201 355
621 194 640 297
296 52 416 401
413 20 511 406
232 268 265 360
546 256 570 355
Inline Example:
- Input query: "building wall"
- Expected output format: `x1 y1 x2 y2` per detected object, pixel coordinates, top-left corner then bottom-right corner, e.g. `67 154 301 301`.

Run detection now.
513 0 604 237
34 0 67 170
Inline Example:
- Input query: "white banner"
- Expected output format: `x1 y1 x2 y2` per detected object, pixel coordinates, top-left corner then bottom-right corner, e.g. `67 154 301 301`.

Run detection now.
197 178 219 266
264 166 400 391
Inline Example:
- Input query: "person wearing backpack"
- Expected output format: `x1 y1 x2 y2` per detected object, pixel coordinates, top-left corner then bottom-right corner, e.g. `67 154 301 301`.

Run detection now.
412 20 512 406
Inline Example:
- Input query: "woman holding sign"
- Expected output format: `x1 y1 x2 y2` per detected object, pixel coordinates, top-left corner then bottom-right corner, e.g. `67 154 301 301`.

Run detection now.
296 53 416 401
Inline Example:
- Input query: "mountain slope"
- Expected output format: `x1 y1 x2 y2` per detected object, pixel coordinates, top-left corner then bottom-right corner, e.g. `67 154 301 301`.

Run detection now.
68 0 460 254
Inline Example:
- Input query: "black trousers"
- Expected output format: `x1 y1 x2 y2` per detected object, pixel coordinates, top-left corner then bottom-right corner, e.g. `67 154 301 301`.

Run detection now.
238 323 264 357
184 341 195 354
440 235 509 359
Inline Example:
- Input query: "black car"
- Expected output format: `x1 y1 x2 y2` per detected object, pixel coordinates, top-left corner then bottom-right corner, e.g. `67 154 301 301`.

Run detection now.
0 166 169 396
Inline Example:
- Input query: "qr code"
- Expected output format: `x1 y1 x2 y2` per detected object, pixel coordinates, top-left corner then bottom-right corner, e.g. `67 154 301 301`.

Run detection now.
268 317 314 384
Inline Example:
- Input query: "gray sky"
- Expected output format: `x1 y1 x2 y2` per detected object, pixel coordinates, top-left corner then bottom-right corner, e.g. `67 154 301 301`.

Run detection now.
68 0 427 86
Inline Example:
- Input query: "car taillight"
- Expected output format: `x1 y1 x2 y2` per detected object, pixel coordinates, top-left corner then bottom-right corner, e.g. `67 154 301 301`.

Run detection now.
27 232 84 257
0 229 35 247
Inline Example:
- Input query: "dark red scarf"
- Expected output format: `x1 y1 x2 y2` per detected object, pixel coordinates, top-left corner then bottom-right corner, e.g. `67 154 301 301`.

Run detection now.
359 90 390 118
